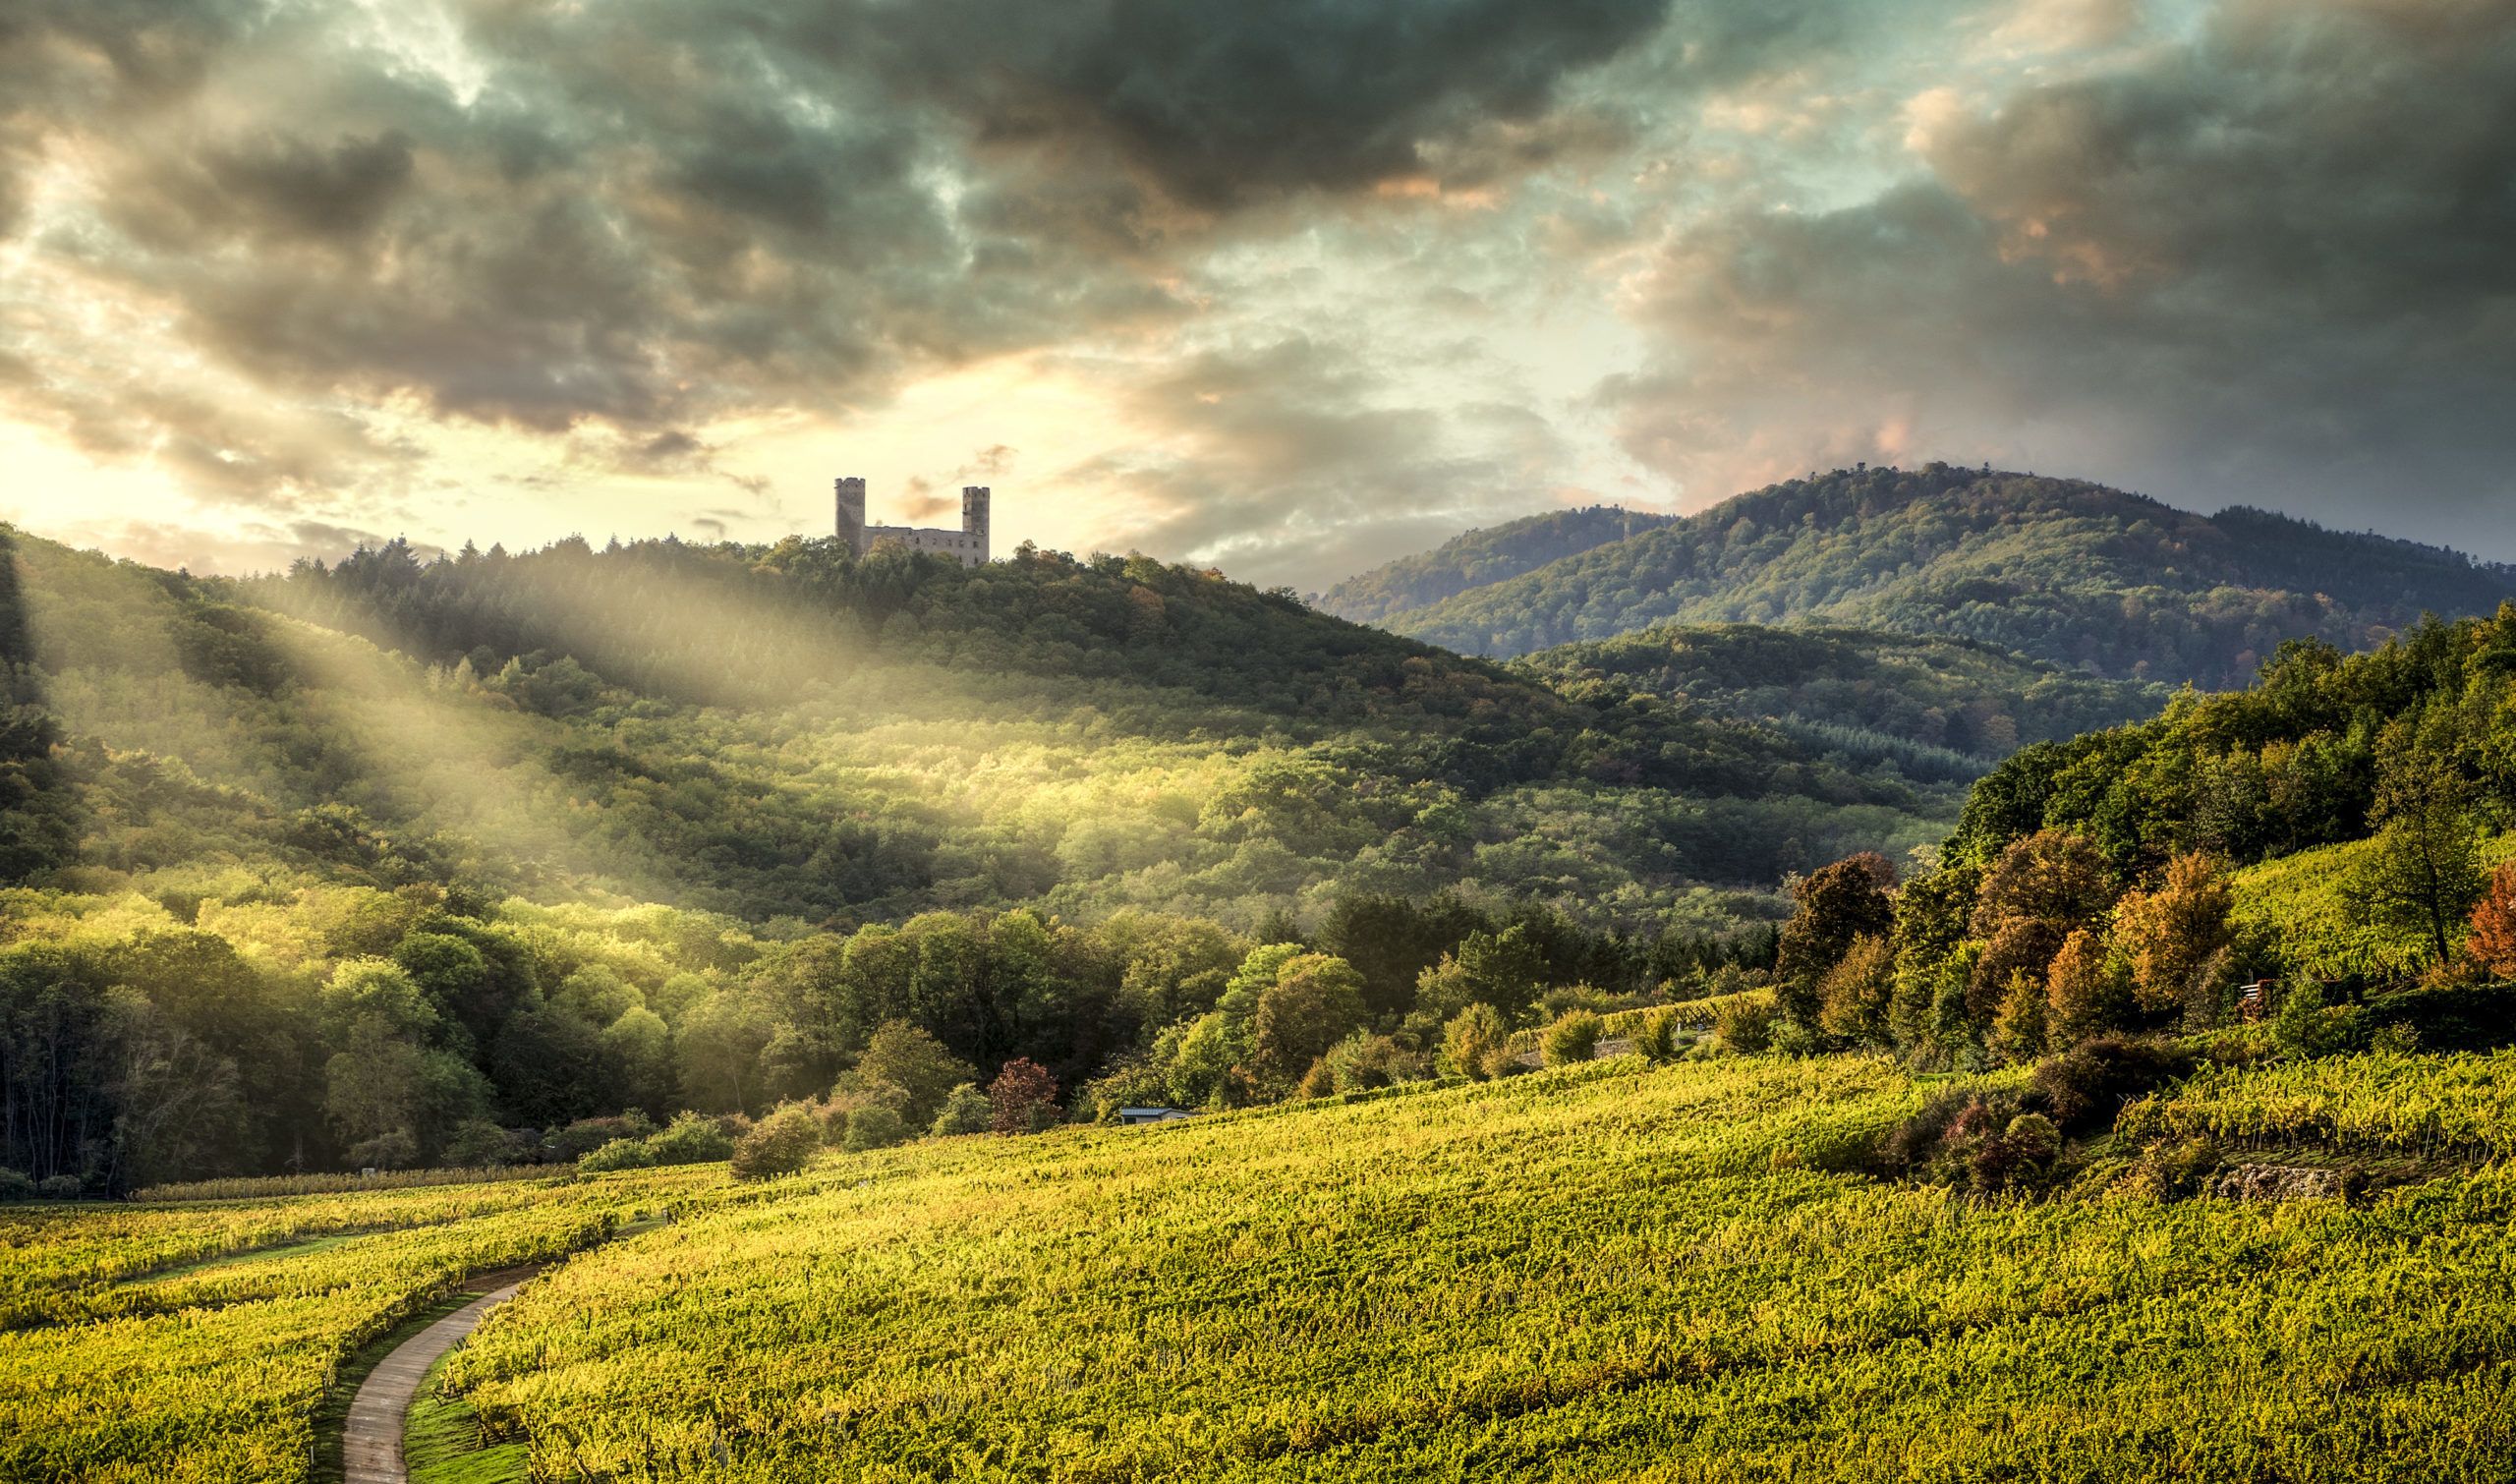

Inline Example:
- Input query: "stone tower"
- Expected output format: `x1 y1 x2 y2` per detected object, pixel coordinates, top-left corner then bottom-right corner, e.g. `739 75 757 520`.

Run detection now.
961 485 990 561
834 476 866 550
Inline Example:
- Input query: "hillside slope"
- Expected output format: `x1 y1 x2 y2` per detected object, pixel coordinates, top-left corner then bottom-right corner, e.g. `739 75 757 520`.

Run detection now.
0 525 1951 930
1514 623 2168 783
1377 466 2514 685
1315 505 1677 624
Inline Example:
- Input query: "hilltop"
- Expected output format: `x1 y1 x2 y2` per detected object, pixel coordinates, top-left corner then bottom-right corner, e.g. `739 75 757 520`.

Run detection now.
1315 505 1678 625
1363 466 2515 685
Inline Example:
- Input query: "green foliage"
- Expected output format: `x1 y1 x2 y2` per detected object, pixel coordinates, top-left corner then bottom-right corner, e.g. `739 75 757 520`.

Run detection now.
928 1083 993 1138
1539 1009 1605 1067
1439 1003 1509 1080
1515 622 2167 775
577 1137 658 1173
729 1105 821 1181
1715 995 1776 1054
840 1105 908 1153
645 1112 736 1166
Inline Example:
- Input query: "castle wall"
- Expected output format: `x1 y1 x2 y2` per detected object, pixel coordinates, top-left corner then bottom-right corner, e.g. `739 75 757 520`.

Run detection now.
835 479 990 566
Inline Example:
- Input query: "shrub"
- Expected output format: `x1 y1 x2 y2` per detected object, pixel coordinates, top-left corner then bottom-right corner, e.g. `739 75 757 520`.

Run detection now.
2031 1037 2193 1133
36 1174 81 1199
1715 996 1775 1055
1632 1008 1687 1063
2272 980 2359 1057
578 1137 658 1173
1296 1058 1338 1100
730 1104 823 1181
441 1119 527 1169
2123 1136 2222 1200
647 1111 736 1165
929 1082 993 1138
1541 1010 1605 1068
1440 1003 1509 1080
1323 1032 1427 1094
988 1058 1062 1135
851 1021 976 1128
842 1104 908 1152
1479 1044 1526 1079
0 1170 34 1201
346 1130 419 1170
543 1112 656 1164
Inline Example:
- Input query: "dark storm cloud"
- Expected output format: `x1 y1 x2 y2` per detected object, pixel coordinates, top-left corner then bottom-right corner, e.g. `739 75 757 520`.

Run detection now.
1 0 1690 482
1609 0 2516 544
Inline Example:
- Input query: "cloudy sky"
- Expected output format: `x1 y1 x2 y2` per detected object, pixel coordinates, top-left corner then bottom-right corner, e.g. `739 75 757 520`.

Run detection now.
3 0 2511 590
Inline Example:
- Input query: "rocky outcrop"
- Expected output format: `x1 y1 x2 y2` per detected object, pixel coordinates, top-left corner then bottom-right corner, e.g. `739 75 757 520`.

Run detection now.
2210 1164 2350 1202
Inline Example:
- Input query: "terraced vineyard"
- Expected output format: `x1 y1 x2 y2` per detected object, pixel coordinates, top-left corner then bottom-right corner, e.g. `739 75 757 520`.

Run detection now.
12 1051 2516 1482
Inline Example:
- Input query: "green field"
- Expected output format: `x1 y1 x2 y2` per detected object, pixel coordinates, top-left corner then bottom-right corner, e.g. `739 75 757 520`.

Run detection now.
12 1048 2514 1481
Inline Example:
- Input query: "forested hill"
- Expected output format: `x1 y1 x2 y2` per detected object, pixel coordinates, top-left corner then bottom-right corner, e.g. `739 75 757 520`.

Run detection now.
1514 624 2167 784
1371 466 2515 685
0 525 1961 935
1315 505 1676 625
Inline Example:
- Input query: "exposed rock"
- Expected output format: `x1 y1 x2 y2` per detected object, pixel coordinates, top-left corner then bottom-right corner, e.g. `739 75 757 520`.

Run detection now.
2210 1163 2349 1202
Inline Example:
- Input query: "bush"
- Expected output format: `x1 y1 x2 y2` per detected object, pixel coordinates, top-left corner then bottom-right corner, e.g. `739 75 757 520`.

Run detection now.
36 1174 82 1199
2030 1038 2193 1133
648 1111 737 1165
346 1130 419 1170
842 1104 908 1152
578 1137 658 1173
1633 1007 1686 1063
1322 1032 1427 1094
1715 997 1776 1055
2272 980 2359 1058
1296 1058 1339 1100
1541 1010 1605 1068
730 1104 823 1181
543 1111 656 1164
1439 1003 1509 1080
0 1170 34 1201
929 1082 993 1138
988 1058 1062 1135
2123 1136 2222 1200
441 1118 527 1168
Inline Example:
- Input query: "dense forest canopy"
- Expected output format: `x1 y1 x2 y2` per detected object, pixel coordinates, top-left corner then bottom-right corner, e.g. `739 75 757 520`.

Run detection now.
1373 466 2516 685
1513 624 2167 783
1315 505 1678 626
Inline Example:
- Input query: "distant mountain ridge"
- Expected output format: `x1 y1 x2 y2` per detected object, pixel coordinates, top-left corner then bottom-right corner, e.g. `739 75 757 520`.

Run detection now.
1317 505 1677 625
1354 466 2515 688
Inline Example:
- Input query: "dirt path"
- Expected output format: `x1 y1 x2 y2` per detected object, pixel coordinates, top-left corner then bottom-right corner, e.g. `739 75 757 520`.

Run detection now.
340 1267 539 1484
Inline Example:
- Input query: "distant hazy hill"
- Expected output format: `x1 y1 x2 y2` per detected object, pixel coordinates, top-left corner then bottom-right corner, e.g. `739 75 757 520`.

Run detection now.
1317 505 1677 625
1370 466 2515 686
1514 623 2169 784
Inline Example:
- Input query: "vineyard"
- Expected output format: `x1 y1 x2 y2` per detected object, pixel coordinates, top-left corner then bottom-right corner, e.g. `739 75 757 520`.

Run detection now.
443 1052 2515 1482
10 1050 2516 1481
0 1168 714 1483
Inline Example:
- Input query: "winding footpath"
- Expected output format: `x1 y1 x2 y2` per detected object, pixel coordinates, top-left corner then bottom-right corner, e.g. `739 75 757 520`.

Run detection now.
341 1268 538 1484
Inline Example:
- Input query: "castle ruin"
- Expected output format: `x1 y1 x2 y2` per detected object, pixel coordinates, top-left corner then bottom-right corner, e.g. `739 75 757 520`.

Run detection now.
834 477 990 567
